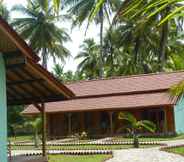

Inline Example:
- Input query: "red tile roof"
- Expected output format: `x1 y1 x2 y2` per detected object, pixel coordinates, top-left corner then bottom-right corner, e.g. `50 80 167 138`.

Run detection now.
66 71 184 97
22 92 175 114
23 71 184 114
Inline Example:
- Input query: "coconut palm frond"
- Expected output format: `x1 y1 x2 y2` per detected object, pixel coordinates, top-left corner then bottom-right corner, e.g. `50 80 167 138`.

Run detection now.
137 120 156 133
118 112 137 124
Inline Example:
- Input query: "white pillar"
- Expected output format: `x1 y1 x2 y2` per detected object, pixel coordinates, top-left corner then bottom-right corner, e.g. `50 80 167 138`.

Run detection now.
0 54 7 162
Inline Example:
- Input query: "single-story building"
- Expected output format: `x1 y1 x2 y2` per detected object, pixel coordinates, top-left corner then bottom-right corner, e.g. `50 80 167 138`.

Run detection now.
0 16 74 162
23 71 184 138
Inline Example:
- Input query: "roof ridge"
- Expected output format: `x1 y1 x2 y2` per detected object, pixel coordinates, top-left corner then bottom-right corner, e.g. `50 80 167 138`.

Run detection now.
66 70 184 85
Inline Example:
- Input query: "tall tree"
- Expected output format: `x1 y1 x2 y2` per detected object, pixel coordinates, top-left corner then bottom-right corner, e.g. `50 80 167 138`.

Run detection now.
0 2 10 21
103 21 161 75
64 0 121 78
114 0 184 72
12 0 71 69
75 38 100 79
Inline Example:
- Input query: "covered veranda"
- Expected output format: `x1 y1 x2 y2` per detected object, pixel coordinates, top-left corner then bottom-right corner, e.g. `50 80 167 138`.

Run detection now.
0 17 74 162
24 91 176 139
46 107 175 139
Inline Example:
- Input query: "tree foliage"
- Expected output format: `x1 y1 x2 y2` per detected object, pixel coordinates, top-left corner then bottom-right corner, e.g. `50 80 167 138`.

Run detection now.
12 0 71 69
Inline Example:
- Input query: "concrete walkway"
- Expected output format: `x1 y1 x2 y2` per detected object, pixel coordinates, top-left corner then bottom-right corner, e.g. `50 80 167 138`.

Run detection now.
107 148 184 162
107 139 184 162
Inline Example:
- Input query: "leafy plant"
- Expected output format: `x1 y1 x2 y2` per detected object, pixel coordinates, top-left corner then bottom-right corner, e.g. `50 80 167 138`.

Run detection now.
24 118 42 148
118 112 156 148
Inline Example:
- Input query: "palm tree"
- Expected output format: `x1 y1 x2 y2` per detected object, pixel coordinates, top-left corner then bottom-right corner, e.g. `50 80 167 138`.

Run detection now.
51 0 61 14
0 2 10 21
119 112 156 148
75 38 100 79
12 0 71 69
114 0 184 72
64 0 121 78
24 118 42 148
103 20 163 76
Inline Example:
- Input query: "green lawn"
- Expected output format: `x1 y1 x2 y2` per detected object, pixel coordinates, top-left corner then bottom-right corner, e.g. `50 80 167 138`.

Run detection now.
112 134 184 142
48 155 112 162
165 146 184 155
9 135 33 143
11 144 158 150
9 134 184 144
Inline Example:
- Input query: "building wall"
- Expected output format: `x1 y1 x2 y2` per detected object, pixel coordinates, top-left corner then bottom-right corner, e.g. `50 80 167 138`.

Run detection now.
0 54 7 162
174 98 184 133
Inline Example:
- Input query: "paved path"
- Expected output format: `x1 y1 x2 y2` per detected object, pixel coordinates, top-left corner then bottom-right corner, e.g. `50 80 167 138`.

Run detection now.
107 139 184 162
107 148 184 162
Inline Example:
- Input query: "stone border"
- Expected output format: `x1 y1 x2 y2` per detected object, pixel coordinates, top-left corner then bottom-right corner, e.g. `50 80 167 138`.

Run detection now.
11 141 163 147
12 150 113 157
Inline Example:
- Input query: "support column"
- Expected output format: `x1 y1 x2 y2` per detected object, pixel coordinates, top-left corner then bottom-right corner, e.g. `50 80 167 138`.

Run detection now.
92 112 101 135
68 113 72 135
108 112 114 136
0 54 7 162
165 107 175 133
134 111 141 121
164 109 168 133
156 111 160 132
47 114 50 139
34 103 47 158
79 112 85 132
41 103 47 157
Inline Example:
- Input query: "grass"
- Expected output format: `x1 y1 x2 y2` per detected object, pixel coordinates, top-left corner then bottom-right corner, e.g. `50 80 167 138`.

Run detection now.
11 144 158 150
9 135 33 143
48 154 112 162
112 134 184 142
164 146 184 156
9 134 184 144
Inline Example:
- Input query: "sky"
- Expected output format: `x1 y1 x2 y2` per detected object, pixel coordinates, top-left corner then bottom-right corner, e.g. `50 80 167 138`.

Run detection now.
3 0 100 72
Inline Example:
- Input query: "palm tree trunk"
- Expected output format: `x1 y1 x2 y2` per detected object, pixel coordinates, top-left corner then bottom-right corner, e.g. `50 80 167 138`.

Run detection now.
42 48 48 69
158 8 169 72
99 8 104 78
34 129 39 148
134 36 140 64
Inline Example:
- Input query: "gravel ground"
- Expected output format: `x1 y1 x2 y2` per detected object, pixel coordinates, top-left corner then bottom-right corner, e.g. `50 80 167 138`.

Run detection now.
107 148 184 162
107 139 184 162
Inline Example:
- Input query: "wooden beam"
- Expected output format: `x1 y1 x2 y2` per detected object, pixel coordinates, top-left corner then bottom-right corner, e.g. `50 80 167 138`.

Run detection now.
11 69 42 98
6 62 26 69
3 50 22 59
7 83 29 99
7 88 19 99
8 95 64 105
21 68 56 95
7 78 44 86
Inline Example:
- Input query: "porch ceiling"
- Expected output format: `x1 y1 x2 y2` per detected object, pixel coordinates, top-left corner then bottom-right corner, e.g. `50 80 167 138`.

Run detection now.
4 51 74 105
